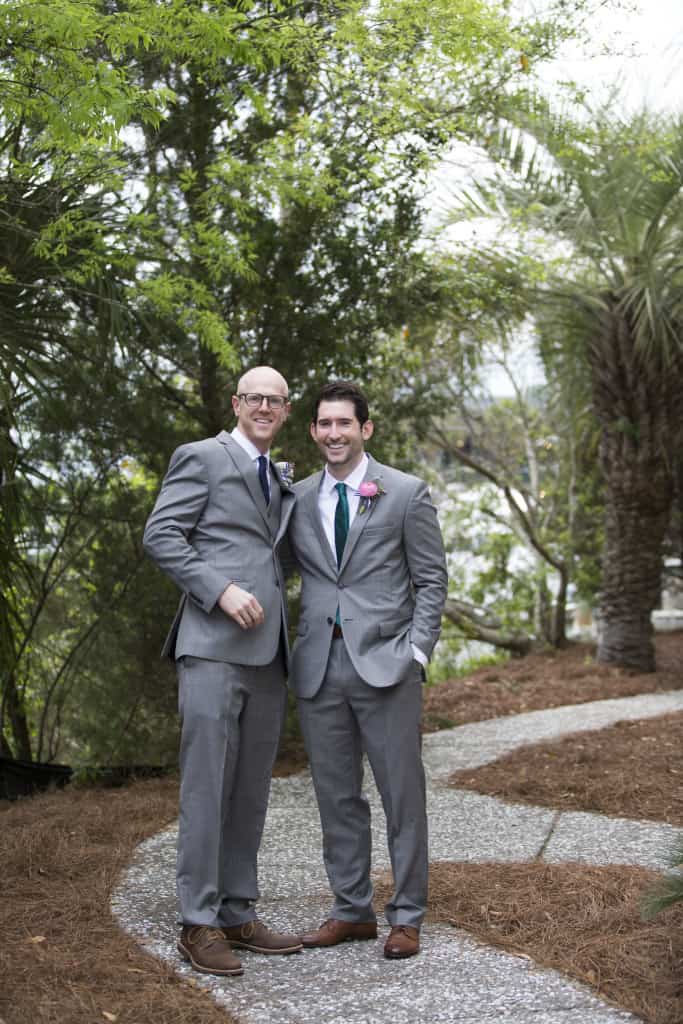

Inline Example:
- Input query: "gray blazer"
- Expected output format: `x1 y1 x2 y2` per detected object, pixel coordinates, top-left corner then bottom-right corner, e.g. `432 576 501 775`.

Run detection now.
287 454 447 697
143 431 295 665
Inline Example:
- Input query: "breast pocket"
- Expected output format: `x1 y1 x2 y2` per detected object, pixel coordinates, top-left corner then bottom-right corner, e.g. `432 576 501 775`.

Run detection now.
362 525 394 537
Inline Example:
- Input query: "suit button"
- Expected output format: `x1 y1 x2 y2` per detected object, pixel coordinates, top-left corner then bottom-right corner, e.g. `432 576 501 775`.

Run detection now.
326 616 333 625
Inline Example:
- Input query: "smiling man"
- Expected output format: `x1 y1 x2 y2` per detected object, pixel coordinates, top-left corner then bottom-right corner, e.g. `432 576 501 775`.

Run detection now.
287 380 448 960
143 366 302 976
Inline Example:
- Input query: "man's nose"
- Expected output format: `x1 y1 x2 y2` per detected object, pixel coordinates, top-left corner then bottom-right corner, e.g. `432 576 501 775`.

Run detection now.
257 396 270 410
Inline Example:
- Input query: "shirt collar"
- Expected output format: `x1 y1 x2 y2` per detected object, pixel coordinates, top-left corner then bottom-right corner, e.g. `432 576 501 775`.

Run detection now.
231 426 270 463
323 453 369 495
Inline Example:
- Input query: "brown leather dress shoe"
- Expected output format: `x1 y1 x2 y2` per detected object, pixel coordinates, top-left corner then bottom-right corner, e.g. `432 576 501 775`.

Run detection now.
177 925 243 976
301 918 378 948
222 919 303 954
384 925 420 959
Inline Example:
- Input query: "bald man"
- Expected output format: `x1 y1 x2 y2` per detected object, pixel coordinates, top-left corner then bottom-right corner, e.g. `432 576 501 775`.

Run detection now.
143 366 302 977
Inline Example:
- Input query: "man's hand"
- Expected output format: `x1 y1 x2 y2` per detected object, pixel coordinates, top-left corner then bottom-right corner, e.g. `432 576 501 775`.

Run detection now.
218 583 265 630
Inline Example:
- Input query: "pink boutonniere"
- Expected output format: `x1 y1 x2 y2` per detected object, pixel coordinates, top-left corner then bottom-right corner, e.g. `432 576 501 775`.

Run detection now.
357 477 386 514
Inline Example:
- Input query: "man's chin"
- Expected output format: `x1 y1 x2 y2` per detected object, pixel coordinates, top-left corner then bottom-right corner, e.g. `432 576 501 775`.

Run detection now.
251 423 277 440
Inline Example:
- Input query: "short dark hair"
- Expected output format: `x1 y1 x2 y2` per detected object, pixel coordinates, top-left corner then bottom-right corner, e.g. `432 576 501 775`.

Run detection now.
312 381 370 426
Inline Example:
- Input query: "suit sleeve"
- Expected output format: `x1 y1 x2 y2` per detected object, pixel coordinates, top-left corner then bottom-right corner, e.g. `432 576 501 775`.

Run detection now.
403 481 448 659
142 445 231 613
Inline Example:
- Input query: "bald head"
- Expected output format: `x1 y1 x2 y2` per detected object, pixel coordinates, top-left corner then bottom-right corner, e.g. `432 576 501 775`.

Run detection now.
231 365 290 453
237 365 288 398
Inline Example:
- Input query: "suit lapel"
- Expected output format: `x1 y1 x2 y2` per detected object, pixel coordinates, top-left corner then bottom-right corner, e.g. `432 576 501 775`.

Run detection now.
216 431 270 529
338 456 384 573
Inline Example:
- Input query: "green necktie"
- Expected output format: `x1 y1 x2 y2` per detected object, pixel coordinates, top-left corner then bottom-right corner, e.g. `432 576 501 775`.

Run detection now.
334 481 349 567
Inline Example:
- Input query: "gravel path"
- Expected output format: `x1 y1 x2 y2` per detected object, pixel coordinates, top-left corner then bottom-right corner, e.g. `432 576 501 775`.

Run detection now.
112 690 683 1024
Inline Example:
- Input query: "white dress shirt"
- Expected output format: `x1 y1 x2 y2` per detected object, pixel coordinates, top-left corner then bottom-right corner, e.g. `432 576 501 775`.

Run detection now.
232 426 270 498
317 454 427 666
317 455 368 557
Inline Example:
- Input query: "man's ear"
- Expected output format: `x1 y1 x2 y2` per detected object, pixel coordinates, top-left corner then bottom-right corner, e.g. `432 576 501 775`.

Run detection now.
362 419 374 441
230 394 240 417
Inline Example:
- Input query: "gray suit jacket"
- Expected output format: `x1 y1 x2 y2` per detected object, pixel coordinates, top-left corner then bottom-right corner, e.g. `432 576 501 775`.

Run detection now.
143 431 295 665
287 455 447 697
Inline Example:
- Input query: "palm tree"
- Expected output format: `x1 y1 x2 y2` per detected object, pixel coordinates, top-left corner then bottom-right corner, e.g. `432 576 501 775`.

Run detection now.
471 107 683 670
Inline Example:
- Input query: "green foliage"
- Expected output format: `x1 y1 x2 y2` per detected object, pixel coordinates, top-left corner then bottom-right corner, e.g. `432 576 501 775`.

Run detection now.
1 1 163 149
0 0 596 761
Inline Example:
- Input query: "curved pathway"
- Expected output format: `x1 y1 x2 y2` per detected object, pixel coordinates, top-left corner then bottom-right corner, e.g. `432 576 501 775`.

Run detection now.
112 690 683 1024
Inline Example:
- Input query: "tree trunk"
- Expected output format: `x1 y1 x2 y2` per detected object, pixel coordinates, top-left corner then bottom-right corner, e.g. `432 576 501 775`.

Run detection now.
550 563 569 648
187 73 230 437
199 345 227 436
0 399 33 759
674 450 683 566
597 465 671 671
443 598 533 656
590 304 683 671
1 668 33 760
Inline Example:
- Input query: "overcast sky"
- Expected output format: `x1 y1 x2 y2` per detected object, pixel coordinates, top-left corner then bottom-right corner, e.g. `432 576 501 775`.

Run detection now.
538 0 683 113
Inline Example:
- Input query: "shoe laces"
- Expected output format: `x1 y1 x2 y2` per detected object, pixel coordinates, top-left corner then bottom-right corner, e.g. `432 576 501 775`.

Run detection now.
189 926 226 947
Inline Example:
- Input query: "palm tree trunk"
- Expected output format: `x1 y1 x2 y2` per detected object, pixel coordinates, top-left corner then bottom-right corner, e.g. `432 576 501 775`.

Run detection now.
590 306 682 671
597 460 672 671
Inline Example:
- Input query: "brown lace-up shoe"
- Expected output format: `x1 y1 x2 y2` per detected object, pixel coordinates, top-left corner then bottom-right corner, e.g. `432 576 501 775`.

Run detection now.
178 925 243 976
383 924 420 959
222 919 303 954
301 918 378 948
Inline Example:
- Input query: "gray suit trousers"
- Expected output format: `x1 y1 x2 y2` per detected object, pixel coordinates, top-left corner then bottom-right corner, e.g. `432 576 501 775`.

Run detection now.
297 638 427 928
176 654 287 927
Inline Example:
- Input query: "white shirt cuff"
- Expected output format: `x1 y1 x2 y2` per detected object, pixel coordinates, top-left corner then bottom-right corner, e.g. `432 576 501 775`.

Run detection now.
411 643 428 666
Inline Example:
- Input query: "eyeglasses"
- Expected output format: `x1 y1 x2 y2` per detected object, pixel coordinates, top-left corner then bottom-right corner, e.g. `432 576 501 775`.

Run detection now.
238 393 288 410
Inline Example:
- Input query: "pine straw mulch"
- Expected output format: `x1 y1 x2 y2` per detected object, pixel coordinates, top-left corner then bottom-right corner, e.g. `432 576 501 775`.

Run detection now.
2 631 682 1024
418 630 683 1024
0 778 238 1024
449 710 683 826
421 629 683 732
378 862 683 1024
421 704 683 1024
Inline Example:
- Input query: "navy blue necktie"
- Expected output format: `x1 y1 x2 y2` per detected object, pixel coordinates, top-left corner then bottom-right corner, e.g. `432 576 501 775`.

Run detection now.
257 455 270 505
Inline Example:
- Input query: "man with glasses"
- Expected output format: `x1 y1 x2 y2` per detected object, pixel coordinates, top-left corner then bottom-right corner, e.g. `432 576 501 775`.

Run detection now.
144 366 302 977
